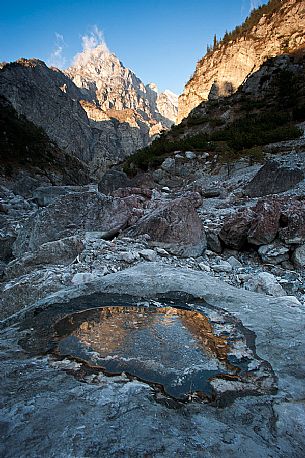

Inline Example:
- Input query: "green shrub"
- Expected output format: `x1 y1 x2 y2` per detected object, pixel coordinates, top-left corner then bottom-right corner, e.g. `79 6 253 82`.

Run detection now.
239 99 266 111
123 133 211 175
221 0 286 45
242 146 265 163
209 117 226 127
187 115 209 126
209 110 298 151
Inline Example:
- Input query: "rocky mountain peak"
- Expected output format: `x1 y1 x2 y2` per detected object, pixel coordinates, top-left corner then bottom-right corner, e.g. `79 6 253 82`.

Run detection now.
162 90 178 107
71 42 112 69
67 42 135 97
146 82 159 93
66 44 178 124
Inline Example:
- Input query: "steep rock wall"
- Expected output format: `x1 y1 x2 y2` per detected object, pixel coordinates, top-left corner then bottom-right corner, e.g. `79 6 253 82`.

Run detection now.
178 0 305 122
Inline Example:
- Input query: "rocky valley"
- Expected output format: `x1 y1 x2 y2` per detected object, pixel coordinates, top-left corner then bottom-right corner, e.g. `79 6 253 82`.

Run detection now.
1 0 305 457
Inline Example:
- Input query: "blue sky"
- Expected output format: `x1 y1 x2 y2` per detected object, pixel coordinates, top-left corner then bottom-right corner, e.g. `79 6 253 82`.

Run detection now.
0 0 266 94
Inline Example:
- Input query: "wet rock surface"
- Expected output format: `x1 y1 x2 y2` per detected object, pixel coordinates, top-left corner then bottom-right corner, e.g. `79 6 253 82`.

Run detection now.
20 297 275 403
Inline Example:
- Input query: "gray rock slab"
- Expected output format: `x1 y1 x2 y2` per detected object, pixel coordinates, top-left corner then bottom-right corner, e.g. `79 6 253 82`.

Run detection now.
33 185 96 207
13 191 131 256
245 159 304 197
1 263 305 457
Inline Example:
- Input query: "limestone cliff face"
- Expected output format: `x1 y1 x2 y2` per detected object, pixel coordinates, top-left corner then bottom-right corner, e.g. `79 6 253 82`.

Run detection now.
0 95 90 195
156 90 178 126
178 0 305 122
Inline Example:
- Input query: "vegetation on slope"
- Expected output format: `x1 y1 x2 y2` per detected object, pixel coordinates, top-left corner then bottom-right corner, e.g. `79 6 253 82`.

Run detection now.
219 0 284 46
123 114 301 175
206 0 302 57
123 61 304 176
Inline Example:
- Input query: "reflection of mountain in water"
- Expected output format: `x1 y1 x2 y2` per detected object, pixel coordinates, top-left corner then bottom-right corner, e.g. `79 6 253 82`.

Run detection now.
55 306 234 400
73 307 229 362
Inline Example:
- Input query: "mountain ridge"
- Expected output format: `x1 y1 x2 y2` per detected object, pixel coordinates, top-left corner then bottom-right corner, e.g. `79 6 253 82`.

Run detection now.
123 48 305 175
66 43 177 128
0 47 178 178
178 0 305 122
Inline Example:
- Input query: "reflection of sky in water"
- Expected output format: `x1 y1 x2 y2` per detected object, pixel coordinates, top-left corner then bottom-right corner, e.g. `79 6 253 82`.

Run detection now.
57 306 236 399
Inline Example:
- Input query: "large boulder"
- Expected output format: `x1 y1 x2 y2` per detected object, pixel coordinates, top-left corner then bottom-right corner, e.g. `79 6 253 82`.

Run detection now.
33 185 97 207
258 242 290 265
292 244 305 268
220 197 305 250
178 191 203 208
98 170 131 194
5 236 84 279
206 230 222 253
219 208 255 250
161 157 175 172
279 199 305 244
247 200 281 246
244 272 287 297
13 191 132 257
1 263 305 457
126 196 206 257
0 230 16 261
112 187 153 199
244 159 304 197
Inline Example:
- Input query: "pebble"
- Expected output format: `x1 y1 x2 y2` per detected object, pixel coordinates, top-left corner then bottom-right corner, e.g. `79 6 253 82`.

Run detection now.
118 251 140 263
155 247 169 257
199 263 211 272
227 256 242 269
139 249 157 262
212 261 233 273
161 187 171 193
185 151 196 160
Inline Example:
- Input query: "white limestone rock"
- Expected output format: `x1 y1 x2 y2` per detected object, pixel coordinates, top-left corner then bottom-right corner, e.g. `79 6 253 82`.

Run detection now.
258 243 290 265
227 256 242 269
118 251 140 264
244 272 287 297
212 261 232 273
